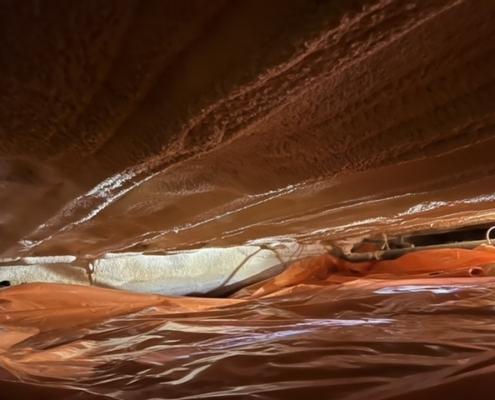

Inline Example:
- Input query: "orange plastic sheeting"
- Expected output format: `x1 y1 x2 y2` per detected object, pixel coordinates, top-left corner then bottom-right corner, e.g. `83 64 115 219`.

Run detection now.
3 246 495 399
368 246 495 275
0 283 239 334
0 284 240 383
235 245 495 298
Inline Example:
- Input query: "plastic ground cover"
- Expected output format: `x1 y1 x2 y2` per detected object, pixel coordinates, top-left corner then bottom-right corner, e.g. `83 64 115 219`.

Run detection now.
3 246 495 399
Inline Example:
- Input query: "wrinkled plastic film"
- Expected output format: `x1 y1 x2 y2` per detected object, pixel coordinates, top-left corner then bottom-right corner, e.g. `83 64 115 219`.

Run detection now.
3 247 495 399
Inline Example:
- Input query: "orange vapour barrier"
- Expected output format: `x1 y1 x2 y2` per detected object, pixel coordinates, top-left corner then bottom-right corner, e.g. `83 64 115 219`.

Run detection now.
233 245 495 298
3 246 495 399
